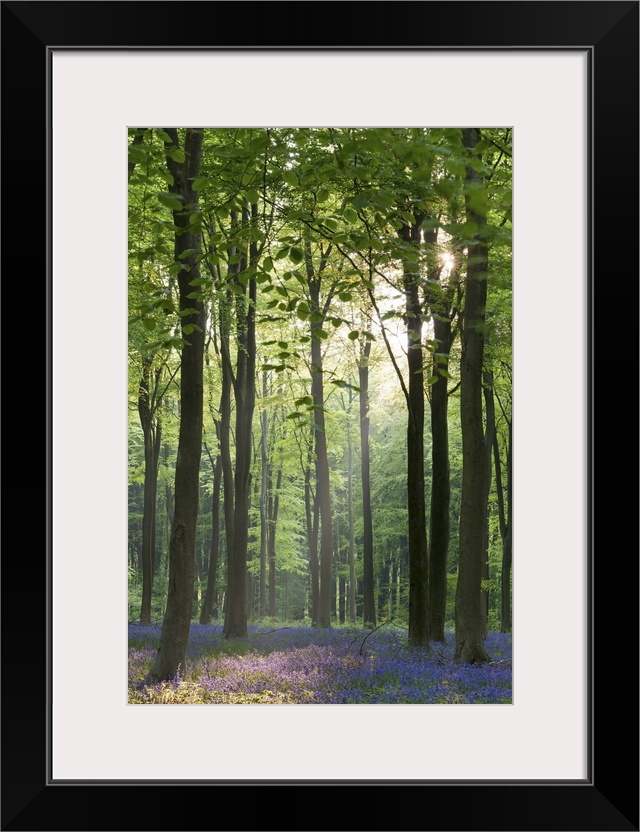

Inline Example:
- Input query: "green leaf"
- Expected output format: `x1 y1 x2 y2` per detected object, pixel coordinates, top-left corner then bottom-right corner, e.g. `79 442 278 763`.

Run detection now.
295 396 313 407
178 248 200 260
192 177 209 191
168 262 184 277
289 247 303 264
274 247 290 261
338 292 352 302
158 192 183 212
263 256 274 272
142 318 156 331
168 147 186 163
348 330 359 341
316 188 329 203
155 129 173 144
282 170 298 187
426 376 440 385
330 379 361 392
159 169 174 187
343 207 358 224
246 189 260 204
296 302 309 320
128 144 147 163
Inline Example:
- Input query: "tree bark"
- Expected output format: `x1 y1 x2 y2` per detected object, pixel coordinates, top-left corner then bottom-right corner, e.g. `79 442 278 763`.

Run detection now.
358 339 376 628
427 281 454 643
200 440 222 625
150 127 204 680
224 203 258 639
398 219 429 647
138 358 162 626
495 419 512 632
481 366 497 635
259 372 269 619
268 466 282 618
347 417 356 624
304 429 320 626
455 127 491 664
305 242 334 628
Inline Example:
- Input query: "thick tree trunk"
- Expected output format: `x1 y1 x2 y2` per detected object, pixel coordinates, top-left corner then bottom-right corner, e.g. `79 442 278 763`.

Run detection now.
150 128 204 680
358 339 376 628
398 220 429 647
455 127 491 665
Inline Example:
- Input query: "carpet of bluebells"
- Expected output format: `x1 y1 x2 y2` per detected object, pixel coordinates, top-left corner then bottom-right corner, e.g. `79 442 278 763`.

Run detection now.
128 623 512 704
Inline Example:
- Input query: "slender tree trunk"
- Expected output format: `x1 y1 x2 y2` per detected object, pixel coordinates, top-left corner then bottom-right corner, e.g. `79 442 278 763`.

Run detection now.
224 204 258 639
358 339 376 628
398 219 429 647
200 442 222 625
150 128 204 680
428 309 453 642
496 420 512 632
219 292 235 591
304 435 320 625
259 373 269 619
305 243 333 628
347 421 356 624
268 466 282 618
481 366 497 635
138 359 162 626
455 127 491 664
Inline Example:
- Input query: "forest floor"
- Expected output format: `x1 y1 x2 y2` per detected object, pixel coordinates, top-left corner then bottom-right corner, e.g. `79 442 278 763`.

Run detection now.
128 623 512 704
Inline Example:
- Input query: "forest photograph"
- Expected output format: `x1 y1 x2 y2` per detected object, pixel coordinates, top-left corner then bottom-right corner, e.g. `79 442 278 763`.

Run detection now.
127 126 513 705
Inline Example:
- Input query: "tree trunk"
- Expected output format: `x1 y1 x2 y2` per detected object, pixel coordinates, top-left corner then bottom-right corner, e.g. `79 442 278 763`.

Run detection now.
347 420 356 624
305 243 333 628
150 128 204 680
496 420 512 632
268 466 282 618
304 438 320 626
427 309 452 642
138 359 162 626
481 366 497 635
224 203 258 639
455 127 491 665
200 445 222 625
259 372 269 618
358 339 376 628
398 219 429 647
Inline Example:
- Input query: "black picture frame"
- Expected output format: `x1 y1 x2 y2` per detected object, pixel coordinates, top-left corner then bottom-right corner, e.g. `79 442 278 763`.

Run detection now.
2 2 638 830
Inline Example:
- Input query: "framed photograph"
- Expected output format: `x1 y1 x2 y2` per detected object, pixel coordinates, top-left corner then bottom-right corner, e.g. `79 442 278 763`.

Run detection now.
3 1 637 830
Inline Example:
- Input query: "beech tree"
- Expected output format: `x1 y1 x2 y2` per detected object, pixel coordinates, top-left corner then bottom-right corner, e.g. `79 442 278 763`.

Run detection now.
454 127 491 665
150 127 205 680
